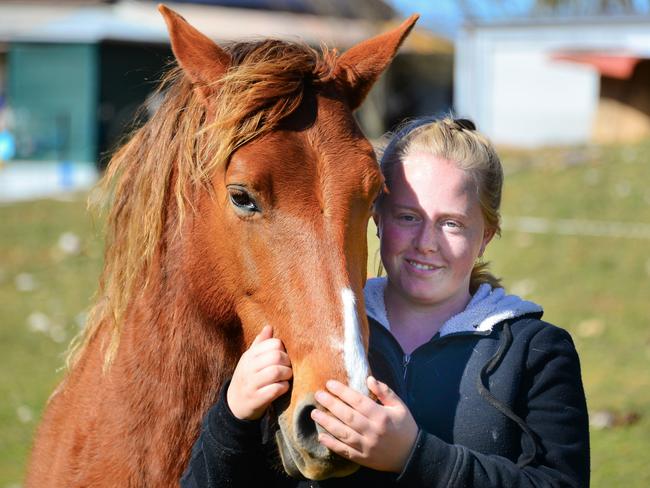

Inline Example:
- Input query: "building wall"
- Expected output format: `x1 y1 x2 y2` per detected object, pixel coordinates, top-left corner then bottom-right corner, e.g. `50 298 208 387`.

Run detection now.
97 41 171 167
0 51 6 99
594 60 650 143
8 42 98 163
356 52 454 138
455 20 650 147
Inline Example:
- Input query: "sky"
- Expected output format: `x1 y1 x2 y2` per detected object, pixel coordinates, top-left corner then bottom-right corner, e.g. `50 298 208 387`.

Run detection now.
387 0 464 38
385 0 535 38
386 0 650 38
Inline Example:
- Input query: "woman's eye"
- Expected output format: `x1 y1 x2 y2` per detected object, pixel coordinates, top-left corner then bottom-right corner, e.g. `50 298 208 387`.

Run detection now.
398 214 417 222
228 187 260 213
443 220 462 229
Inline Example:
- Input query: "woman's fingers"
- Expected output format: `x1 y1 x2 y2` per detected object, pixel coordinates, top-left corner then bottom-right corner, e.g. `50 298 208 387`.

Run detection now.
314 388 373 435
251 325 273 345
316 432 364 463
310 408 365 451
323 380 378 417
251 337 286 355
255 364 293 387
253 348 291 373
310 377 419 473
367 376 402 408
257 381 290 403
227 326 293 421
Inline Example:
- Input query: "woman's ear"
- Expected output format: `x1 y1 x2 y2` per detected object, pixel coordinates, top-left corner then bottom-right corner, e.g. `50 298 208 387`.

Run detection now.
479 228 496 257
373 212 382 238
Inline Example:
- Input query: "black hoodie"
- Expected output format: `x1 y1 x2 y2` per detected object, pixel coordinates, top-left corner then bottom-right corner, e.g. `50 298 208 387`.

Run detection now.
181 291 589 487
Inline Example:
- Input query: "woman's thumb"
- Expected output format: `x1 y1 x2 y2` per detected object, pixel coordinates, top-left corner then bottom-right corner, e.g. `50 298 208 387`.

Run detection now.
252 325 272 345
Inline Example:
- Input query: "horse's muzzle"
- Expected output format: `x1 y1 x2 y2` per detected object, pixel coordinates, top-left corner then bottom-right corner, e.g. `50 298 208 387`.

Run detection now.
275 395 359 480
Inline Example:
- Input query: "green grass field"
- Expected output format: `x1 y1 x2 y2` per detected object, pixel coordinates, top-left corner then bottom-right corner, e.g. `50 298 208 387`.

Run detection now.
2 141 650 486
489 143 650 486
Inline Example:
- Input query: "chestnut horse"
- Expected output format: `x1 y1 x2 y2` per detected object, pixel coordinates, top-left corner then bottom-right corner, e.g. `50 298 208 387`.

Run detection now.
25 5 417 486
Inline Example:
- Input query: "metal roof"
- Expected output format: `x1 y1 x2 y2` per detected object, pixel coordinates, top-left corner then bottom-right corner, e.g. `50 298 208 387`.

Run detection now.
462 14 650 30
170 0 396 20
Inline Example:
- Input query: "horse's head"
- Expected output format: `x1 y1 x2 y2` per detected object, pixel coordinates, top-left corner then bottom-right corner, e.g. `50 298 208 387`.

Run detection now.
160 6 416 480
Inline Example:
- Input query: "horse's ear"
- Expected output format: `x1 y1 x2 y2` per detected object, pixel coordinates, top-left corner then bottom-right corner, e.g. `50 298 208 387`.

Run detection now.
334 15 419 110
158 4 231 99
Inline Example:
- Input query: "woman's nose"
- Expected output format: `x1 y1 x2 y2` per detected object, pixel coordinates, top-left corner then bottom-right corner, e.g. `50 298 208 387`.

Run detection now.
413 222 438 253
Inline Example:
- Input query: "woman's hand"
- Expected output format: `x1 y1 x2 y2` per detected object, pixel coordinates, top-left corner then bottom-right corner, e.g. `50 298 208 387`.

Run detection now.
311 376 418 473
226 325 293 420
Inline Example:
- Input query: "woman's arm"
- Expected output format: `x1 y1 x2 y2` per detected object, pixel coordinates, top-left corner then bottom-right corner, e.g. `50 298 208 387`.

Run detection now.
400 325 589 487
181 326 294 488
180 383 274 487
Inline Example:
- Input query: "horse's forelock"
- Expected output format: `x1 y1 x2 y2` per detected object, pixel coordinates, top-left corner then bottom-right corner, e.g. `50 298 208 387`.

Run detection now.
67 40 342 370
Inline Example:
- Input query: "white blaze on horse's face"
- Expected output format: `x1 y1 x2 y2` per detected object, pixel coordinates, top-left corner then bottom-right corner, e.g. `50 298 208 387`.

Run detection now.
340 288 369 395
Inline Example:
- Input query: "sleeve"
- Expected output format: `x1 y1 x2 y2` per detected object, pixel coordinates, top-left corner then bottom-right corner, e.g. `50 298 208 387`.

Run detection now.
180 381 291 488
395 325 590 488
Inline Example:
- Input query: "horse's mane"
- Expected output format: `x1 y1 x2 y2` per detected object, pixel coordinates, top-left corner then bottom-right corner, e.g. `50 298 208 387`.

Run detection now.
68 40 339 369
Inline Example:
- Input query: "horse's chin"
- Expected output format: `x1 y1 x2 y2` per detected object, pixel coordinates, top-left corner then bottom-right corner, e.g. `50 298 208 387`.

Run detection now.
275 429 360 481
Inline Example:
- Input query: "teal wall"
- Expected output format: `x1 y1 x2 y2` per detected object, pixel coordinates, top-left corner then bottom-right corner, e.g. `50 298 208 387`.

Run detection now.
8 43 98 163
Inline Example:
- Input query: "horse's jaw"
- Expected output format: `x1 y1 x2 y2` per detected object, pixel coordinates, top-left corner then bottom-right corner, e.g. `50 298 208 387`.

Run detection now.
275 429 359 480
275 400 360 481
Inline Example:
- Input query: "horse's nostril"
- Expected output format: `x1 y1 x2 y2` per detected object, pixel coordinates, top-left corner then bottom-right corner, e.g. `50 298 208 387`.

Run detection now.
291 398 329 458
295 404 318 442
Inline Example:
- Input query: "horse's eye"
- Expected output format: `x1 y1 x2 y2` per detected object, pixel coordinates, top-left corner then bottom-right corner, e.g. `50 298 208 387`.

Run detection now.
227 186 260 214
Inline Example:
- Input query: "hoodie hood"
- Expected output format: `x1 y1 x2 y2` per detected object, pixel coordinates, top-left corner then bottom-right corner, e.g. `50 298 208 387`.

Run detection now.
364 277 543 337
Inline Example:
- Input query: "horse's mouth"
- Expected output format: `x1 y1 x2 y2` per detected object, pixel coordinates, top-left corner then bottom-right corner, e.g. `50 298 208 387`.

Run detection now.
275 425 359 480
275 429 308 479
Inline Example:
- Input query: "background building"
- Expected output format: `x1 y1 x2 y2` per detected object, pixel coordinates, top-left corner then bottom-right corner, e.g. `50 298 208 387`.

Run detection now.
0 0 452 201
455 16 650 147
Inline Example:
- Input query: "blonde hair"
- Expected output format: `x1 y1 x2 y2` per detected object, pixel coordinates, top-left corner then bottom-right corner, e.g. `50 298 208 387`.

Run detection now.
377 116 503 293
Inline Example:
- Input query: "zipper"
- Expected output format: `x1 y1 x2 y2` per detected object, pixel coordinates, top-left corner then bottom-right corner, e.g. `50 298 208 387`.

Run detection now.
402 353 411 380
371 321 484 383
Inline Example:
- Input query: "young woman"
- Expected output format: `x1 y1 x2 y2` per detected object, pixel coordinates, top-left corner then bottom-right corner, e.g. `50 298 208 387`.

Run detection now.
181 117 590 487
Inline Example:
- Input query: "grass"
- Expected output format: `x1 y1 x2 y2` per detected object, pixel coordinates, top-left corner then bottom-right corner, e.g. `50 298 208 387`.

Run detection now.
2 140 650 486
0 194 104 485
492 142 650 486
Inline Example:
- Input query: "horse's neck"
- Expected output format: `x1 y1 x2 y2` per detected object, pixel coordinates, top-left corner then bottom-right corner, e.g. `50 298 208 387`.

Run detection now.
117 205 243 402
103 278 242 477
118 276 243 405
56 243 244 483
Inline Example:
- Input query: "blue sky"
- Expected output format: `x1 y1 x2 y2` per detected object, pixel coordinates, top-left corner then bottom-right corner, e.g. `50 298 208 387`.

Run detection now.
386 0 463 38
387 0 650 38
385 0 535 38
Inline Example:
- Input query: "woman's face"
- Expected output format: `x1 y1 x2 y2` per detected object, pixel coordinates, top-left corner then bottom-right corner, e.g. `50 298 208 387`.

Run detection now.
376 151 494 309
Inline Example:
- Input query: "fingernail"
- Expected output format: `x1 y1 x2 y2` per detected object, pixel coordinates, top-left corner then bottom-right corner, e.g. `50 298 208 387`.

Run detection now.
315 390 326 402
326 380 338 390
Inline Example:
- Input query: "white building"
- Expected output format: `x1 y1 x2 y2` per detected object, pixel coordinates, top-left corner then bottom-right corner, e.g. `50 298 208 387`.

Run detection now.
455 16 650 147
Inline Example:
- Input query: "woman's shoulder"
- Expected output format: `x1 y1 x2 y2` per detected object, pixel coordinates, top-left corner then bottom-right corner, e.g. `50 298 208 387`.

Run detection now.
505 314 582 369
508 314 576 344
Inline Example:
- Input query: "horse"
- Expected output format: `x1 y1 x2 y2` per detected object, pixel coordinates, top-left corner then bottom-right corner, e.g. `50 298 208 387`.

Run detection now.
25 5 417 485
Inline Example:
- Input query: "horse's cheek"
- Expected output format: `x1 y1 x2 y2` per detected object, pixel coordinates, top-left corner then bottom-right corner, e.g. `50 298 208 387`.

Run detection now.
183 194 239 319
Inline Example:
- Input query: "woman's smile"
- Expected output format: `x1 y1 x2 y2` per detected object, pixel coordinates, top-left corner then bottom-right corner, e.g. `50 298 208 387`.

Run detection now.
404 258 443 273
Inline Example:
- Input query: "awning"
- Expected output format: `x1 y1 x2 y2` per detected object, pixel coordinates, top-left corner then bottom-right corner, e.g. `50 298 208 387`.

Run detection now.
552 51 645 79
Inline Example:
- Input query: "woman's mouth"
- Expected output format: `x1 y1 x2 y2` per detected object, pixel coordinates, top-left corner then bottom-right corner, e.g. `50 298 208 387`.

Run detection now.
405 258 439 271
